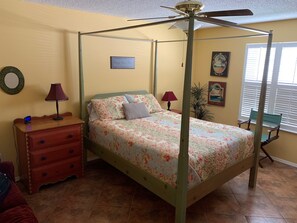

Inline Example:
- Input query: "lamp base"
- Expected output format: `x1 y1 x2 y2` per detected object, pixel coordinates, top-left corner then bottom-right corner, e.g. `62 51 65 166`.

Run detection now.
167 101 171 111
53 116 63 121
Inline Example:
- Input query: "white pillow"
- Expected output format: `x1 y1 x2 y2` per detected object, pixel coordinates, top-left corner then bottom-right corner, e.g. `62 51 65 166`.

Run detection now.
125 94 163 113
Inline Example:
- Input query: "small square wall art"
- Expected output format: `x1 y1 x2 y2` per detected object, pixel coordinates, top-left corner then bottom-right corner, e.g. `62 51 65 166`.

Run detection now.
208 81 226 106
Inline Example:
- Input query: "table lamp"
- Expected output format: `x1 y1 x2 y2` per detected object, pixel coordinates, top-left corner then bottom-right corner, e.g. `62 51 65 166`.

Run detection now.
45 83 69 120
162 91 177 111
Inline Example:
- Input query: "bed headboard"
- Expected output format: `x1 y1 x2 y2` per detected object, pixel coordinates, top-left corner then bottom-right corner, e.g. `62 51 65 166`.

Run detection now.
92 90 148 99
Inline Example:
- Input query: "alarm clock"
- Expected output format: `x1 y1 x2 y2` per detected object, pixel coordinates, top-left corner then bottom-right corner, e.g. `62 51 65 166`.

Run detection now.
24 116 31 124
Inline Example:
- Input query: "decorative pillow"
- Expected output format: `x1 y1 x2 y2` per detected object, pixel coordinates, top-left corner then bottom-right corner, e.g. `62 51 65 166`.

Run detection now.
125 94 163 113
87 102 99 122
124 94 135 103
123 102 150 120
91 96 128 120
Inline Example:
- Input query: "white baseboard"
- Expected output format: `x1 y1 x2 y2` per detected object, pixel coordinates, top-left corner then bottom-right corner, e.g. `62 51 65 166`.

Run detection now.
260 152 297 168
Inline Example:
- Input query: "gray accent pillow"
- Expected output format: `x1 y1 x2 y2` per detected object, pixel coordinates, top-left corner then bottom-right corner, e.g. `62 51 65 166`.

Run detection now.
123 102 150 120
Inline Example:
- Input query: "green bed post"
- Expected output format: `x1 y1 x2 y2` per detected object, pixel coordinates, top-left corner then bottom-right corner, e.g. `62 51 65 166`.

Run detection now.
153 40 158 97
249 31 273 188
78 32 85 123
78 32 87 165
175 13 195 223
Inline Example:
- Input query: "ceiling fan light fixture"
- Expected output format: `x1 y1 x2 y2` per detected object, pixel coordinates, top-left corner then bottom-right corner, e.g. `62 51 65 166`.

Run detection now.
170 20 202 33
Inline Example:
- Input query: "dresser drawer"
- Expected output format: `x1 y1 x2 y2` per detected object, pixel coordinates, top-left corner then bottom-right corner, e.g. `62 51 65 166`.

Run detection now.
31 157 82 183
30 142 81 167
28 125 81 150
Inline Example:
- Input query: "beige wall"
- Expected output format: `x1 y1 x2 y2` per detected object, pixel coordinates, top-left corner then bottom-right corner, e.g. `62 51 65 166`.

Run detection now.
0 0 185 170
193 19 297 165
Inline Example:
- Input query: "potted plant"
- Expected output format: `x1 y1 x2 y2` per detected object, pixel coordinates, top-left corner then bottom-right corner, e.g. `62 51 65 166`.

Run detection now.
191 83 213 121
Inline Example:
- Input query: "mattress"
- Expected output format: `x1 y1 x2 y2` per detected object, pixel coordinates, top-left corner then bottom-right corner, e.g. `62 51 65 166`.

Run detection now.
89 111 254 189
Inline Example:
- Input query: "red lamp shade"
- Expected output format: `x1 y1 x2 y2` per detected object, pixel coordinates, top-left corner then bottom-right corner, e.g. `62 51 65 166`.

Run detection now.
162 91 177 111
45 83 69 120
45 83 69 101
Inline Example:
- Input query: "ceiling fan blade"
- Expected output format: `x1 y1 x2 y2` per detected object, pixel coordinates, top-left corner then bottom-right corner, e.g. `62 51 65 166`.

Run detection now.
160 5 188 16
195 16 269 34
127 15 179 21
199 9 253 17
195 16 238 27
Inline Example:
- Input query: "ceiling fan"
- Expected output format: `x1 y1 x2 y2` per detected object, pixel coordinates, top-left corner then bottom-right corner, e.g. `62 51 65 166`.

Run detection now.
128 0 253 33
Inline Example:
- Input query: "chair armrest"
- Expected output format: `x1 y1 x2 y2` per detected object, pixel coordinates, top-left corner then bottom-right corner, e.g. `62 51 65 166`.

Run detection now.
238 119 249 128
267 125 280 140
0 161 15 182
267 126 279 133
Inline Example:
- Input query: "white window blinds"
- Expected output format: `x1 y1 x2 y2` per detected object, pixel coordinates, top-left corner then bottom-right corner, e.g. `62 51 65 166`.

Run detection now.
239 42 297 133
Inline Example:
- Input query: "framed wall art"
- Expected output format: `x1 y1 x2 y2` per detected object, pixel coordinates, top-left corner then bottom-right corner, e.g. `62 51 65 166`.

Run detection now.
208 81 226 106
210 51 230 77
0 66 25 95
110 56 135 69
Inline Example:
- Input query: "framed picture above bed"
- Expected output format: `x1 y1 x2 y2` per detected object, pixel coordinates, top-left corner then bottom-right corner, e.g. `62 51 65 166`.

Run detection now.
110 56 135 69
208 81 226 106
210 51 230 77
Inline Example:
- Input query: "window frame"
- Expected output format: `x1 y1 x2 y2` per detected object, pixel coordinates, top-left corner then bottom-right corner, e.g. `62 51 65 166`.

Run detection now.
239 42 297 134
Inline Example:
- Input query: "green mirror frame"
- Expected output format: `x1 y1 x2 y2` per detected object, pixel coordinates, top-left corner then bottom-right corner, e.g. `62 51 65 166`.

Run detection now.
0 66 25 95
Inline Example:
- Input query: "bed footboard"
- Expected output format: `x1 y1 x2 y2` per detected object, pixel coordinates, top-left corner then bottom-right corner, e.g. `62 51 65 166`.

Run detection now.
187 155 254 206
85 137 177 206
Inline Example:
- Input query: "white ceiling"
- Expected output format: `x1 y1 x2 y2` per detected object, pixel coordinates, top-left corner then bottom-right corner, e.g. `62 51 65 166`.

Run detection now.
26 0 297 26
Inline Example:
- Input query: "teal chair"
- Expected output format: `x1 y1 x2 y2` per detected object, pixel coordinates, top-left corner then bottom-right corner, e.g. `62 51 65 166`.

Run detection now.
238 109 282 168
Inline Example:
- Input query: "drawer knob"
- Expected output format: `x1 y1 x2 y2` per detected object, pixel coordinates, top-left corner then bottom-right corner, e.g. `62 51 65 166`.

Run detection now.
70 164 74 168
40 156 47 161
42 172 48 177
39 140 45 144
69 149 74 154
67 134 74 139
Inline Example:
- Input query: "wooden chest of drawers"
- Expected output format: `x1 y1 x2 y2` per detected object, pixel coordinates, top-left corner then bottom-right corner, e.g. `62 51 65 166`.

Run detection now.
14 113 84 194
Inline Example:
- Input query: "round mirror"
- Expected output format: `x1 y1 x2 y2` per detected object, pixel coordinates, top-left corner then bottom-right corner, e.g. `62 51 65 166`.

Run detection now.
0 66 24 95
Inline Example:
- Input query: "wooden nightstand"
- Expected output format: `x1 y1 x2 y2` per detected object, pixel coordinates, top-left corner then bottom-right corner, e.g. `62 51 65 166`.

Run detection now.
14 113 84 194
170 109 182 114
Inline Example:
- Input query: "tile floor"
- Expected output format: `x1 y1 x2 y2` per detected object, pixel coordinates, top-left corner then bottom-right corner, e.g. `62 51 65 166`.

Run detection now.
20 159 297 223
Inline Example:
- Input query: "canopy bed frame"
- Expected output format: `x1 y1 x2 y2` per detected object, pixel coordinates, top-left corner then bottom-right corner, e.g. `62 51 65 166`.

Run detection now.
78 13 272 223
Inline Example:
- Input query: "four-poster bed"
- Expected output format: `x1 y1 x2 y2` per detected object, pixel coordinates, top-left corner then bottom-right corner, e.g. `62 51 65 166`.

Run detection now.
78 12 272 223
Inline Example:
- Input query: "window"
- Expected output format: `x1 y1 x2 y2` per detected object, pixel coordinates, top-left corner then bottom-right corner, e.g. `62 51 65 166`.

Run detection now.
239 42 297 133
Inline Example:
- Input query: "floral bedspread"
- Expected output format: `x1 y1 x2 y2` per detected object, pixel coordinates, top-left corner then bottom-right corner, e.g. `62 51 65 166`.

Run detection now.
89 111 254 189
